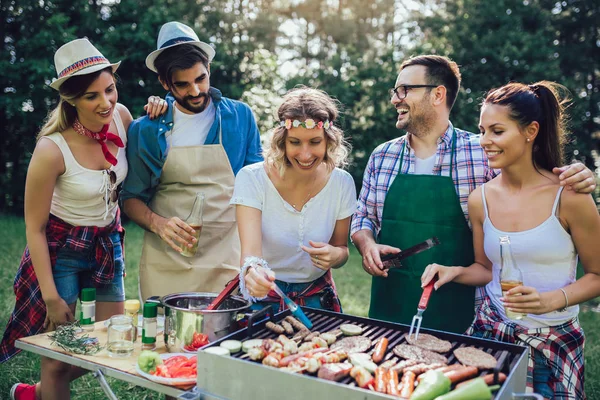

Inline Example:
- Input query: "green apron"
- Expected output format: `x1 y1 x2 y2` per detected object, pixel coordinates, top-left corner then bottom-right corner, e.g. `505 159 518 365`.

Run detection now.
369 129 475 334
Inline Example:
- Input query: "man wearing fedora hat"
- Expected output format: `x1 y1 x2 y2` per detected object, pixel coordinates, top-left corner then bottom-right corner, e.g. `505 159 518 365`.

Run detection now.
122 21 262 301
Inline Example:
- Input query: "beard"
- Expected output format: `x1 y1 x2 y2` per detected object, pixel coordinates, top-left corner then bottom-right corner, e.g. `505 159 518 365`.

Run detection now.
397 98 436 138
172 91 210 114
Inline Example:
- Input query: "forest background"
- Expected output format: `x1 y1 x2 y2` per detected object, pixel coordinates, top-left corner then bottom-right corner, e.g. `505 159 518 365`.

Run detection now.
1 0 599 213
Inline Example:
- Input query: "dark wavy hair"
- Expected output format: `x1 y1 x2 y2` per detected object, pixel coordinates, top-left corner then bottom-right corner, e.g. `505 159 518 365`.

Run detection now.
154 43 210 89
483 81 570 171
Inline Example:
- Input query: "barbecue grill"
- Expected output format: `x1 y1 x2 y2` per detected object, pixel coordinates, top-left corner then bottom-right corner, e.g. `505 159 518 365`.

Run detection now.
186 307 541 400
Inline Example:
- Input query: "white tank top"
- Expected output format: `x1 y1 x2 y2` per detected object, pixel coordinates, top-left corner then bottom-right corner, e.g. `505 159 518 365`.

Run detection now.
44 111 128 227
482 184 578 328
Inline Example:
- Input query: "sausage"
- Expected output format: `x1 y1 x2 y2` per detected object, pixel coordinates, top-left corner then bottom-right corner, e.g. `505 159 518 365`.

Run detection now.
404 362 446 376
281 320 294 335
266 321 285 334
292 328 311 341
417 364 460 383
285 316 308 331
444 365 479 384
456 372 507 389
374 367 387 393
386 369 400 396
398 370 416 398
372 337 389 364
303 331 321 342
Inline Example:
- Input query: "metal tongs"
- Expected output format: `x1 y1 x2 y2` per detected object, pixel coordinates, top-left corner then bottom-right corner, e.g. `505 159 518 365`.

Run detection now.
381 237 440 269
206 276 240 311
408 275 438 340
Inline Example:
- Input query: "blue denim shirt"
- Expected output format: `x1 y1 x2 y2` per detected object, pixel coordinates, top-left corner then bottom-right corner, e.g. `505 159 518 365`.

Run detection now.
121 87 263 204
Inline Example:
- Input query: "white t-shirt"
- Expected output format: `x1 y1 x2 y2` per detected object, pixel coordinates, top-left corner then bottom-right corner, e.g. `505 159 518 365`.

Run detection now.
166 101 216 152
230 162 357 283
414 153 436 175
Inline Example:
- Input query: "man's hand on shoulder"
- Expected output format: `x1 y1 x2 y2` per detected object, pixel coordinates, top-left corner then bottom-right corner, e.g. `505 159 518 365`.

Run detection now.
553 162 597 194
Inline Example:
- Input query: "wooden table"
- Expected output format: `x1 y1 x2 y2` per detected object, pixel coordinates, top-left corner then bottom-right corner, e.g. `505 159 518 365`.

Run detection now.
15 321 203 399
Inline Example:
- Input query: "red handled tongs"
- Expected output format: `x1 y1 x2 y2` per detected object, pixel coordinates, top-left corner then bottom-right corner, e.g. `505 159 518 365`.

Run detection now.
408 275 438 340
206 275 240 311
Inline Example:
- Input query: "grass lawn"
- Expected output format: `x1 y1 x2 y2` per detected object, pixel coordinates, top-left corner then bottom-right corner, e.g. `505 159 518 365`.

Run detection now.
0 214 599 398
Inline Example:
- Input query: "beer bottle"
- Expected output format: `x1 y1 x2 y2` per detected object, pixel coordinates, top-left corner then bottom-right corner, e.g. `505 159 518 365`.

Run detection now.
499 236 526 320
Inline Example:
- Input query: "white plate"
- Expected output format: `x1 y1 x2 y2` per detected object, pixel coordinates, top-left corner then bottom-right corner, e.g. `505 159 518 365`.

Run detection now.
104 315 165 336
135 352 196 386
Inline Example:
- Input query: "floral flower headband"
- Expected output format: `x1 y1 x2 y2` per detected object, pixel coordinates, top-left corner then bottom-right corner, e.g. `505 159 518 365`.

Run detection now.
279 118 331 130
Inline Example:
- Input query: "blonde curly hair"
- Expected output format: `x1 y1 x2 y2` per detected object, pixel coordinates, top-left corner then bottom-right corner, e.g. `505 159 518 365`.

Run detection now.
264 87 350 177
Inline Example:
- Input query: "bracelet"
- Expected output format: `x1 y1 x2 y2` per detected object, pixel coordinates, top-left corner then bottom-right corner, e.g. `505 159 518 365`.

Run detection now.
559 288 569 312
239 256 271 303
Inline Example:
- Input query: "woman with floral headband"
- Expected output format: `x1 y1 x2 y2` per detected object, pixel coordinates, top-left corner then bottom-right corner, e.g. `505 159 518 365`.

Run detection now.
230 87 356 312
2 38 132 400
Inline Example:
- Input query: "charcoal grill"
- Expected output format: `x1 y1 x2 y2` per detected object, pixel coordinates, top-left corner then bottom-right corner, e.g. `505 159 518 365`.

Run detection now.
187 307 541 400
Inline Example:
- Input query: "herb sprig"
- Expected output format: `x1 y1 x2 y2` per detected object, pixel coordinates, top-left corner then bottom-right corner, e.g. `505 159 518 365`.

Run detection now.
48 322 103 355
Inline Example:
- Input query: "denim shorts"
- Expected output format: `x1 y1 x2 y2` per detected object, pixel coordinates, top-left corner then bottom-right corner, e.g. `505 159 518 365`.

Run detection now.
533 349 554 399
53 231 125 305
250 279 341 314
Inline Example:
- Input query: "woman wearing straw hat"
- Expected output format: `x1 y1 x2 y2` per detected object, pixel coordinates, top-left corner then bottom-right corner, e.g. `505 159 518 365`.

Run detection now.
1 38 132 400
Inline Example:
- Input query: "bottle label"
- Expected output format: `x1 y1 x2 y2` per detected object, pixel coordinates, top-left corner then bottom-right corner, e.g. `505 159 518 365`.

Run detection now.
80 303 96 325
142 320 157 343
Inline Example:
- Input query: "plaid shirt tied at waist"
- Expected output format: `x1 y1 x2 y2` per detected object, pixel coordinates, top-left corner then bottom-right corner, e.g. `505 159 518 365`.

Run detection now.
0 210 124 363
467 292 585 399
262 270 341 313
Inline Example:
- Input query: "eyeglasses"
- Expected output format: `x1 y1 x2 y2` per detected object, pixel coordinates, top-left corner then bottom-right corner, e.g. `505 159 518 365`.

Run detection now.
104 170 120 204
390 84 439 99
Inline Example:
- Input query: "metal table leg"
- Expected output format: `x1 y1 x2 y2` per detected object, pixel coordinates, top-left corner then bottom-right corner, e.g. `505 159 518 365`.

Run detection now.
93 369 119 400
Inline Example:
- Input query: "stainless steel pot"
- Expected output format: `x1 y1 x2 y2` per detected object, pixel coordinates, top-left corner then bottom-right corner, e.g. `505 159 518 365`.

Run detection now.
147 292 251 353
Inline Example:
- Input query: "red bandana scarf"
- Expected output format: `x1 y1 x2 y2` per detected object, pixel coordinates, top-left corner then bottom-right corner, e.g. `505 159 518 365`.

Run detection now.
72 118 124 166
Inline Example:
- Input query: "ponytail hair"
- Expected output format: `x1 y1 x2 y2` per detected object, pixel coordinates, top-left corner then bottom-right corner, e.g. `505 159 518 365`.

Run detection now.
483 81 570 171
38 67 114 140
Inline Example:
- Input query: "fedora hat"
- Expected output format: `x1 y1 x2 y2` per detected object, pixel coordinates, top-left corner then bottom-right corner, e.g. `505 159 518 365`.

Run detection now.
145 21 215 73
50 38 120 91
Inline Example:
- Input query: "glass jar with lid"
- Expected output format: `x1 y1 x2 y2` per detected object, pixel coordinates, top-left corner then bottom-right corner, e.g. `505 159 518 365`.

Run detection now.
107 315 135 358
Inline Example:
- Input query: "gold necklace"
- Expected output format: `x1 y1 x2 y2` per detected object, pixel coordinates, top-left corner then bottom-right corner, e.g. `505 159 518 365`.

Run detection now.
292 174 318 211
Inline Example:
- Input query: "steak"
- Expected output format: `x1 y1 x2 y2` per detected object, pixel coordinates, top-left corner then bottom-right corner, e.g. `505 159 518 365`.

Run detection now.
392 344 448 364
453 347 498 369
405 333 452 353
330 336 372 354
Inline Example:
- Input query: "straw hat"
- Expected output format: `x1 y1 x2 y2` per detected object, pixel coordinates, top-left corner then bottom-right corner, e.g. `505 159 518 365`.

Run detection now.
145 21 215 73
50 38 120 91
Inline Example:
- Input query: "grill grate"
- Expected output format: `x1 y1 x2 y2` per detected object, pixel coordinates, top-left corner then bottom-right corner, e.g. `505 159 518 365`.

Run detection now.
197 307 529 399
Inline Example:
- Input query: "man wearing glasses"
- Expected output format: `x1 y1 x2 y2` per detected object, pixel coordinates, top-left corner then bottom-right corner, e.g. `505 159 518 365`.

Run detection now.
351 55 596 333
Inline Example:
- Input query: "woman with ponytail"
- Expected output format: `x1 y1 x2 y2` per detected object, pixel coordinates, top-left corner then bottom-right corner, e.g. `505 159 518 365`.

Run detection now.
2 39 133 400
421 81 600 398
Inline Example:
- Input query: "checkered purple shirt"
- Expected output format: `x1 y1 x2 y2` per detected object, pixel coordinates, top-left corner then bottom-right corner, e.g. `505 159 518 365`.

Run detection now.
351 122 496 238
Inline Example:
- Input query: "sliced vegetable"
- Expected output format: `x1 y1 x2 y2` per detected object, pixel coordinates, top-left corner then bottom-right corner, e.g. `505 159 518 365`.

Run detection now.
349 353 377 373
340 324 363 336
220 339 242 353
435 377 494 400
203 346 230 356
242 339 264 353
409 370 451 400
137 350 163 373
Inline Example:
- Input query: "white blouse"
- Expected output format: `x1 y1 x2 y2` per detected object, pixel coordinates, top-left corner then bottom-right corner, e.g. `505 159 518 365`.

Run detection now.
231 162 357 282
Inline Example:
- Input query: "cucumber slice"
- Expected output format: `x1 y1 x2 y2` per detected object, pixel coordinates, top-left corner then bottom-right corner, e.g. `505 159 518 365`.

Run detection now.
220 339 242 353
340 324 363 336
203 346 230 356
242 339 264 353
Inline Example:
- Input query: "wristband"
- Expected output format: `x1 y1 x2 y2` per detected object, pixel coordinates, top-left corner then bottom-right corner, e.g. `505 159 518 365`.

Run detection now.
239 256 271 303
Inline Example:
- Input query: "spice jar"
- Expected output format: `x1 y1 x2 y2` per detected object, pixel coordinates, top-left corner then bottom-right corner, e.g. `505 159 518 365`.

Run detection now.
124 299 140 342
107 315 134 358
79 288 96 332
142 302 158 351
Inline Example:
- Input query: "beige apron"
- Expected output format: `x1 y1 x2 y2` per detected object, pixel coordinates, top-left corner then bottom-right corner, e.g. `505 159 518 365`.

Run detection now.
139 118 240 301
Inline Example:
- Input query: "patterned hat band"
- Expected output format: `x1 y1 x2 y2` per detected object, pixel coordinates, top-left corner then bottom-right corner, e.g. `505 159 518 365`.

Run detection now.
280 119 331 130
58 55 110 78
